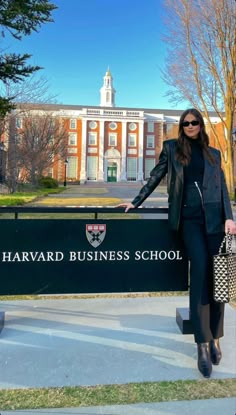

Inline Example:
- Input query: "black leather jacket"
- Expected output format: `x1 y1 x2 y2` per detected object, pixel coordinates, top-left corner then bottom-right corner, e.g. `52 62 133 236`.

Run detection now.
132 139 233 234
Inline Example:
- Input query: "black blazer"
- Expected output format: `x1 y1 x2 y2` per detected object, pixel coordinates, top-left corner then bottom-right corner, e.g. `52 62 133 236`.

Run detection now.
132 139 233 234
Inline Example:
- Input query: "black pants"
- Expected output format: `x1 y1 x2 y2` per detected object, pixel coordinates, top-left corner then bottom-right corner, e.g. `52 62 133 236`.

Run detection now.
181 220 224 343
181 185 224 343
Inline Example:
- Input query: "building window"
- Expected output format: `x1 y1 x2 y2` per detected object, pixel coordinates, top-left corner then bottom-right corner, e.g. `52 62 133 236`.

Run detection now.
67 156 78 179
46 168 53 178
109 122 117 130
48 135 54 145
87 156 98 180
15 133 22 144
147 122 154 133
127 157 137 181
129 122 137 131
145 158 155 180
128 133 136 147
16 118 22 129
88 132 97 146
108 133 117 147
70 119 77 129
68 148 77 154
146 135 154 148
89 121 97 129
68 133 77 146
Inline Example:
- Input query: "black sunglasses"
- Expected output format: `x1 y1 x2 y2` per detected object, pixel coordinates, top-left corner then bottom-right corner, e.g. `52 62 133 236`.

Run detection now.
182 120 200 127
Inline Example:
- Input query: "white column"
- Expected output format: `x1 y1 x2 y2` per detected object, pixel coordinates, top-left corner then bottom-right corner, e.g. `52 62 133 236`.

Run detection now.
137 120 144 181
97 120 105 181
80 119 87 183
120 121 127 181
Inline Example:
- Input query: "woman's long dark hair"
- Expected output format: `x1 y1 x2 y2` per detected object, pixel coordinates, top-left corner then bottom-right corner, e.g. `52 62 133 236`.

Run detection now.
175 108 215 165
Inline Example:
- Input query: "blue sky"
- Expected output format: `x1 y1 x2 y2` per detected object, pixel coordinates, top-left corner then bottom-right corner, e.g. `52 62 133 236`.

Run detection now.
5 0 187 110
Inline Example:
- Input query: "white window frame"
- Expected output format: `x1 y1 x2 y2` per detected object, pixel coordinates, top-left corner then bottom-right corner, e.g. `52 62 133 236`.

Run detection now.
16 118 22 129
128 133 136 147
146 135 154 148
88 132 97 146
109 122 117 130
87 156 98 180
145 158 155 180
166 123 175 133
129 122 137 131
70 118 77 129
89 121 97 129
67 156 78 179
68 132 77 146
147 122 154 133
46 168 53 178
108 133 117 147
127 157 137 181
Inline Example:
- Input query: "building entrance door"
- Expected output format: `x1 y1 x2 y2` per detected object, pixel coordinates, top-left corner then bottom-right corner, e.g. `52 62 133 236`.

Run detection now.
107 164 117 182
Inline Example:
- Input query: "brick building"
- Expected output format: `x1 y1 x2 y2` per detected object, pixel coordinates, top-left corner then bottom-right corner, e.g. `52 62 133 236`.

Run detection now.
10 69 226 184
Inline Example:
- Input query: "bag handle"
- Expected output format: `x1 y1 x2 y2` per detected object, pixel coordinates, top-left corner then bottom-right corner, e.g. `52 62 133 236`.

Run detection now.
219 232 233 255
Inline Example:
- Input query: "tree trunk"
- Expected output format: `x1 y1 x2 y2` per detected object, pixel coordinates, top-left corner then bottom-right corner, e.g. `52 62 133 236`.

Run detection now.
223 156 234 196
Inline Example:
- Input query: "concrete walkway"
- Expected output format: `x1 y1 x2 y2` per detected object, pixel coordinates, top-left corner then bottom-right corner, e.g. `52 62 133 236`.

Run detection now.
0 296 236 389
0 296 235 414
1 398 236 414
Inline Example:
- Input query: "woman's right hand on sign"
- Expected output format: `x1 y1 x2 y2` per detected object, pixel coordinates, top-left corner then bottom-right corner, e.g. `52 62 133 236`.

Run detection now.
116 202 135 213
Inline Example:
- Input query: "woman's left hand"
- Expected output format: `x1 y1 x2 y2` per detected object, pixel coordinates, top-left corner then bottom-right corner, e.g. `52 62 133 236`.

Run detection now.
225 219 236 234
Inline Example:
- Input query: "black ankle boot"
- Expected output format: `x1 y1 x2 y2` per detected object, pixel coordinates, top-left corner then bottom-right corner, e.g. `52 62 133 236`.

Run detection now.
197 343 212 378
210 338 222 365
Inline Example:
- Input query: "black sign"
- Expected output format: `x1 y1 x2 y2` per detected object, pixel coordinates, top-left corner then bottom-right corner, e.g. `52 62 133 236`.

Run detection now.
0 219 188 295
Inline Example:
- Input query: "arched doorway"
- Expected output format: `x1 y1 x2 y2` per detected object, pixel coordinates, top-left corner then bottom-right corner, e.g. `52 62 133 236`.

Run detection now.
107 162 117 182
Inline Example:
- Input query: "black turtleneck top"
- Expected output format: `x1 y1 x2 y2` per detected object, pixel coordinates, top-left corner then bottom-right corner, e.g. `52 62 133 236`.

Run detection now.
183 137 204 186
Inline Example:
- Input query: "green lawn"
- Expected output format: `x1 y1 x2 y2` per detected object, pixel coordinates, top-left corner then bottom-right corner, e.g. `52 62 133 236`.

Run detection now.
0 188 65 206
0 188 140 218
0 379 235 410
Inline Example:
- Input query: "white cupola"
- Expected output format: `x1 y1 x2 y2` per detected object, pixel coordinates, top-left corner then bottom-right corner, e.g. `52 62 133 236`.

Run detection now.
100 68 116 107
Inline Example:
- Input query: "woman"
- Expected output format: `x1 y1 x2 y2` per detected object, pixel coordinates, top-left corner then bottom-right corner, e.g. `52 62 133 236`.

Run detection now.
119 108 236 378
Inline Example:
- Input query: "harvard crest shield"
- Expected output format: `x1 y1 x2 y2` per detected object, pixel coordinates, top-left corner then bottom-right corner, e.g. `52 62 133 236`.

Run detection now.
86 224 106 248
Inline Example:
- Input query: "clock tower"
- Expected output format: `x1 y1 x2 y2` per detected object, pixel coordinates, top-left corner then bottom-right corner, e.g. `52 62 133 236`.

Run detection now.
100 68 116 107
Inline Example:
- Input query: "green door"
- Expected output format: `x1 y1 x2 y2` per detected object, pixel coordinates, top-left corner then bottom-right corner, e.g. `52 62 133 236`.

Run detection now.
107 165 117 182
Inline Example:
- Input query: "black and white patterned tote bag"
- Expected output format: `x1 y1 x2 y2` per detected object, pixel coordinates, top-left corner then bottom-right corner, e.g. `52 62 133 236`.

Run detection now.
213 233 236 303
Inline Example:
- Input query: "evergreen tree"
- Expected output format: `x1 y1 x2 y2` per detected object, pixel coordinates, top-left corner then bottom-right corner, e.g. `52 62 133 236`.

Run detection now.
0 0 57 117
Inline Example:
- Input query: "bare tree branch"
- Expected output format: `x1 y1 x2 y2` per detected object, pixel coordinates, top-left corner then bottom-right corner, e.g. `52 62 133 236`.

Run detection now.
7 111 68 189
162 0 236 191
